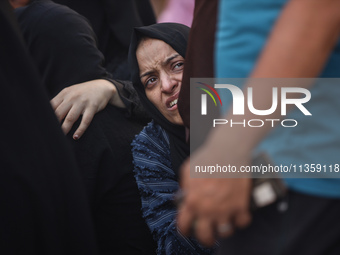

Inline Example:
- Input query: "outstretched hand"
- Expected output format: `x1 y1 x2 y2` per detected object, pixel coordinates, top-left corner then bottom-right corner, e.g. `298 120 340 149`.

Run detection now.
51 79 122 139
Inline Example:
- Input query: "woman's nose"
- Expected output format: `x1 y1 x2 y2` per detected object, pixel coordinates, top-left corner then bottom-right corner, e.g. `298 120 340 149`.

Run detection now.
161 75 178 93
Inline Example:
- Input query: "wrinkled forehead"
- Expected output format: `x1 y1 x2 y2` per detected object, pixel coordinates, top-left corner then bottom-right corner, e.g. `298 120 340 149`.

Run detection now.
137 36 153 48
136 37 167 54
136 38 164 64
136 37 180 67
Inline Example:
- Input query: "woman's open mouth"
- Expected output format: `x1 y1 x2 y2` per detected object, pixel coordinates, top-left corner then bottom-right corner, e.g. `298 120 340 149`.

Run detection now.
166 93 179 110
169 98 178 108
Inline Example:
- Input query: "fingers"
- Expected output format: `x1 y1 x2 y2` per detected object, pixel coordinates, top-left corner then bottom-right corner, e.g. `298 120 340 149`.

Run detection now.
73 107 96 140
54 100 72 123
195 216 215 246
177 180 217 246
234 210 251 229
216 214 234 238
177 160 197 236
54 101 96 138
60 105 84 135
177 202 195 236
177 159 192 234
177 200 216 247
50 91 64 111
177 178 252 246
50 80 112 138
51 89 74 123
216 222 233 238
178 203 233 246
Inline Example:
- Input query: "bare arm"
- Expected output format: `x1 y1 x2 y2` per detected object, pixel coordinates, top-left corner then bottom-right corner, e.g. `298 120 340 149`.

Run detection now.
178 0 340 246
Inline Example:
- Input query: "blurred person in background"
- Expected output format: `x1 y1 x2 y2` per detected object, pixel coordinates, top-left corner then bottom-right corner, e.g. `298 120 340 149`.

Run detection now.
0 1 97 254
53 0 155 80
157 0 195 27
178 0 340 255
15 0 156 253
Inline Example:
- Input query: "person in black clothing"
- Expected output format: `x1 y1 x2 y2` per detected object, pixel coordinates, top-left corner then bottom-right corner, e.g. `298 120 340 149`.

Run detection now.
0 1 97 254
15 1 156 254
53 0 156 80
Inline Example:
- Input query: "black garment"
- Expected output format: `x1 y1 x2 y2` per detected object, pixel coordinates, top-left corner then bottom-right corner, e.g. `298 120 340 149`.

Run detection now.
15 0 148 119
0 1 97 254
52 0 156 79
68 107 156 255
128 23 190 178
217 190 340 255
15 1 156 254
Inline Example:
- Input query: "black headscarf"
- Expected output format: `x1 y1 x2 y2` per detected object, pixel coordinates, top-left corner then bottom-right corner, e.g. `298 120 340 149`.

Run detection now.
128 23 190 178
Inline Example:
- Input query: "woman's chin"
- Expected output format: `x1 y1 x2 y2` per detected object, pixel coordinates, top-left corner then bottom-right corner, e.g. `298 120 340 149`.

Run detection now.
169 116 184 126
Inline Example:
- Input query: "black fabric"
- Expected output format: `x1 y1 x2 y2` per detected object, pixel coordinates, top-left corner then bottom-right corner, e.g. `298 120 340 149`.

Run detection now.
15 0 149 119
128 23 190 178
0 1 97 254
68 109 156 255
52 0 156 79
15 1 156 254
15 0 108 98
217 190 340 255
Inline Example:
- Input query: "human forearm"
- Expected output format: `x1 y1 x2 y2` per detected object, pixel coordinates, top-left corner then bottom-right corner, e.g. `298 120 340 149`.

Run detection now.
179 0 340 246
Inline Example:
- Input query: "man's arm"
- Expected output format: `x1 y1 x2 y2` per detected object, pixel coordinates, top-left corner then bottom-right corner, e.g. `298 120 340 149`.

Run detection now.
177 0 340 246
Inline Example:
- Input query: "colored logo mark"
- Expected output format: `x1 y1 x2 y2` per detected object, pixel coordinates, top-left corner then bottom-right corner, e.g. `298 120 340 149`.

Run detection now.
196 82 222 106
197 82 222 115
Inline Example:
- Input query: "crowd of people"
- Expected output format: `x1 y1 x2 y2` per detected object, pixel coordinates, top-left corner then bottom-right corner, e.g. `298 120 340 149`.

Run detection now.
1 0 340 254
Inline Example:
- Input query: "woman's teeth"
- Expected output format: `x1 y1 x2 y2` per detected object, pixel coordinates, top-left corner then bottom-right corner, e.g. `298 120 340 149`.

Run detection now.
170 99 178 107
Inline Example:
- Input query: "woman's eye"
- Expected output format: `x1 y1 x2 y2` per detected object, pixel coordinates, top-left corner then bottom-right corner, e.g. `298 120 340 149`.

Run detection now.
174 62 184 70
145 77 157 88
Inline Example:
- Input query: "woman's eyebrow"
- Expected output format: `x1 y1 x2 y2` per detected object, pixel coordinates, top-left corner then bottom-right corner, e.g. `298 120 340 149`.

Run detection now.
163 54 180 66
140 54 181 78
140 71 154 79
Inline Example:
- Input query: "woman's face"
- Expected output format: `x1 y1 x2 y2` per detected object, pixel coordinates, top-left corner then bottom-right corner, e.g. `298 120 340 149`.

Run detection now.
136 38 184 125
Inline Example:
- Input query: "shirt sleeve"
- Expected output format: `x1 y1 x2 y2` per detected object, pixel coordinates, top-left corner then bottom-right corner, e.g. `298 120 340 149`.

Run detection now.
108 78 150 121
